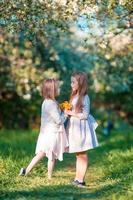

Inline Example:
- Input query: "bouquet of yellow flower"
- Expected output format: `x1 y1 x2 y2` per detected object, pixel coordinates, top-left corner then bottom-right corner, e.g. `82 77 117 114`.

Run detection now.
59 101 72 111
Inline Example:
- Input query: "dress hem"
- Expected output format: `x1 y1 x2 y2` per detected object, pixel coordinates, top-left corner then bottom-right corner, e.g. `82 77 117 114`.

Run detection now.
68 144 99 153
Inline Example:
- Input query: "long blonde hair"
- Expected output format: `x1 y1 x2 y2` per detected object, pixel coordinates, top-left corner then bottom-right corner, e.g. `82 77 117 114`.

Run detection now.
70 72 88 112
42 78 59 100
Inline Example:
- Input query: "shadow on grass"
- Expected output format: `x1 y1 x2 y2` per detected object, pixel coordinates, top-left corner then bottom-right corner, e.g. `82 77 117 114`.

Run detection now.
0 129 133 200
0 180 124 200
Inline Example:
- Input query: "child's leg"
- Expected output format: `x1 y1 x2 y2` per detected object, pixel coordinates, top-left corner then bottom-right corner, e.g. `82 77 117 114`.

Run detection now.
47 159 55 179
26 151 45 175
75 151 88 182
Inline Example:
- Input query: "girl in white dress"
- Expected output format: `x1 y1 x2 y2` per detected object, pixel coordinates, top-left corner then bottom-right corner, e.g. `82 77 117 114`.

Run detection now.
65 72 98 187
19 79 68 179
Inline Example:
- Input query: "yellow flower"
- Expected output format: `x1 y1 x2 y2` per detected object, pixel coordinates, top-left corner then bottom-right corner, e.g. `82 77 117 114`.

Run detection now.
59 101 72 110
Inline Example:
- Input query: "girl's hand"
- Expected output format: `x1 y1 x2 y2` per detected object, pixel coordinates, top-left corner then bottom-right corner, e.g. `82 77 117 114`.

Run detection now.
64 109 69 115
64 109 75 116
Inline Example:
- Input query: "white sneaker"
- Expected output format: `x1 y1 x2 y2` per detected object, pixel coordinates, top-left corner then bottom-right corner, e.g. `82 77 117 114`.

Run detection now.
19 168 26 176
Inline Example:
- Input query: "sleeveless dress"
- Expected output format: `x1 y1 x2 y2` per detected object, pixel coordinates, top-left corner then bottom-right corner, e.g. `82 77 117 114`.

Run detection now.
66 95 98 153
35 99 68 161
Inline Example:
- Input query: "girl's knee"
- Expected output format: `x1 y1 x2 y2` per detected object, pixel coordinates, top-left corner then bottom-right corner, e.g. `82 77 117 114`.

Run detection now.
37 151 45 158
76 151 87 157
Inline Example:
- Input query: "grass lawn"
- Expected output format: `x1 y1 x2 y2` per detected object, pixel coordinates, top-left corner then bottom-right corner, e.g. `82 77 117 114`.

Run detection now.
0 127 133 200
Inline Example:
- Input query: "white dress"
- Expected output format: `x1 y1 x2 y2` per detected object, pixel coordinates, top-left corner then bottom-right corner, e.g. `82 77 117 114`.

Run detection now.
35 99 68 161
66 95 98 153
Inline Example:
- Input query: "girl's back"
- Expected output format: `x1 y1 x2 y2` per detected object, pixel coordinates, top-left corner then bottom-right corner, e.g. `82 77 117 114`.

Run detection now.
40 99 62 134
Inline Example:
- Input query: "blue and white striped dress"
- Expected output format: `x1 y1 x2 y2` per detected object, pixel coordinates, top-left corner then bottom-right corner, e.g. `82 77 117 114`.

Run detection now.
66 95 98 153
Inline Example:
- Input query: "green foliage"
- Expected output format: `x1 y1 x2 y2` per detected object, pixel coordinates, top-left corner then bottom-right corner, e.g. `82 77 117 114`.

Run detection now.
0 0 133 128
0 33 59 128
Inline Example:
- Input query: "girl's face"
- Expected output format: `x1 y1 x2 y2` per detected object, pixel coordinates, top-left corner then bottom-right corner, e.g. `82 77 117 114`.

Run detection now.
71 76 79 92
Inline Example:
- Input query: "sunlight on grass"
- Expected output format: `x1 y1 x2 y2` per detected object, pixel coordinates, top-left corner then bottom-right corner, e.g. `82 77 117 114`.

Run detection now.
0 128 133 200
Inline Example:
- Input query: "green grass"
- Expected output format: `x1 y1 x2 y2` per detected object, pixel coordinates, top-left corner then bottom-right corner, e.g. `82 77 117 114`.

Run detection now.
0 127 133 200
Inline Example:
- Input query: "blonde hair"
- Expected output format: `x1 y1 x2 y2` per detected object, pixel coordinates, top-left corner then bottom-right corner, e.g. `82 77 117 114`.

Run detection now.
70 72 88 112
42 78 59 100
